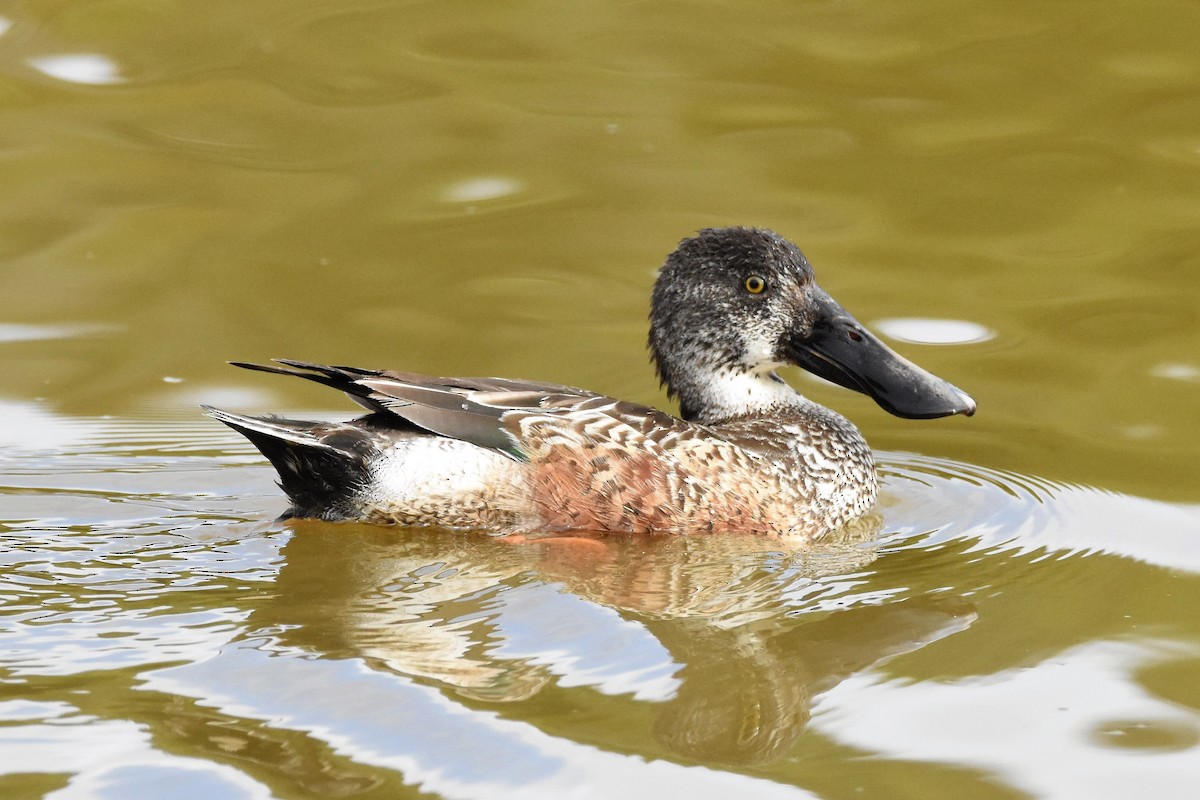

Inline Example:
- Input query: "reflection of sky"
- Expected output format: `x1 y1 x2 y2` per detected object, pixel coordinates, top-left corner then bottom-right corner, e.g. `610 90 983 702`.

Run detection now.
489 582 681 700
0 701 271 800
29 54 123 85
146 644 815 800
812 639 1200 799
440 176 524 204
0 323 116 344
1152 363 1200 383
874 317 996 345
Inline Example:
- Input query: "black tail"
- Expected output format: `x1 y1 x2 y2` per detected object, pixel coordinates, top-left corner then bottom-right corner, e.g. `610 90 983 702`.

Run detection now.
204 406 379 520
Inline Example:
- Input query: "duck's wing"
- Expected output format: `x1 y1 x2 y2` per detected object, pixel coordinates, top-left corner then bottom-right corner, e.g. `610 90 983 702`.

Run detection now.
228 359 696 462
230 359 595 407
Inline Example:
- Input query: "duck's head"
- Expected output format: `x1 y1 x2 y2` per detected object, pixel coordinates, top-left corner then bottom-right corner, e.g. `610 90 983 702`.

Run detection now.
649 227 976 423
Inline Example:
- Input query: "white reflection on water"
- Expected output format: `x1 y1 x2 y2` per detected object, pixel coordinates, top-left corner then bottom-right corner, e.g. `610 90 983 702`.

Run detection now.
812 639 1200 799
873 317 996 345
2 608 243 678
485 581 682 700
28 54 124 85
0 702 272 800
1152 362 1200 383
146 644 817 800
0 323 116 343
440 176 524 204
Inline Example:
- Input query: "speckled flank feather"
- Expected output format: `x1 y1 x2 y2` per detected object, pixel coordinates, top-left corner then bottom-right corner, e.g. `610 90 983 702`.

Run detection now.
209 227 973 538
507 398 875 535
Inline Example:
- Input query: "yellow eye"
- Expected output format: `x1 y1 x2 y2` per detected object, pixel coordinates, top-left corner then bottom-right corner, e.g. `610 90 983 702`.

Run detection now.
744 275 766 294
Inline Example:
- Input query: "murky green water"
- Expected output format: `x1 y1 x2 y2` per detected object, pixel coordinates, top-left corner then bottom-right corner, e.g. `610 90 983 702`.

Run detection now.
2 1 1199 798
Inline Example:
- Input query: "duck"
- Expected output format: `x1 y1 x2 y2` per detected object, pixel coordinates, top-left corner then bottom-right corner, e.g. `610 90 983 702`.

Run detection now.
206 227 975 539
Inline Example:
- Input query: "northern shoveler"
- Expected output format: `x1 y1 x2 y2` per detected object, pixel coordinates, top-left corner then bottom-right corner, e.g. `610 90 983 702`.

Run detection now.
207 227 975 538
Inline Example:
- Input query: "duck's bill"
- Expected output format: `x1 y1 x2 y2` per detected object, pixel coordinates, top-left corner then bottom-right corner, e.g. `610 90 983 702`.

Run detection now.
786 289 976 420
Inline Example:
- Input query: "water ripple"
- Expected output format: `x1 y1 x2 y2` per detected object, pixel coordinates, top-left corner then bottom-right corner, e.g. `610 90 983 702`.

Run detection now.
879 452 1200 573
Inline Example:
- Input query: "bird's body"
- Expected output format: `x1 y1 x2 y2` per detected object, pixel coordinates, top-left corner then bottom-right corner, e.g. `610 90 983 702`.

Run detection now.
209 227 974 539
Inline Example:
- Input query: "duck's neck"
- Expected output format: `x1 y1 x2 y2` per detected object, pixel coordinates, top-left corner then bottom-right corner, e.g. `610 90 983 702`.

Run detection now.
671 367 809 424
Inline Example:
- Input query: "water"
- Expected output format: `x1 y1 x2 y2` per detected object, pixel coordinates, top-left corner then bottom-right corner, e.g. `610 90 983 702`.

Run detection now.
2 1 1199 798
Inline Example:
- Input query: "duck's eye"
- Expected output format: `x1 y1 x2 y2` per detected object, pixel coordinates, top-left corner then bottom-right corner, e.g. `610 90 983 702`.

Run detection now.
744 275 767 294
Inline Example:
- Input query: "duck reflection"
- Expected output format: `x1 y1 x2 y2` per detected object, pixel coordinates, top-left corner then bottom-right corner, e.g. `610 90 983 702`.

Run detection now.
253 520 974 765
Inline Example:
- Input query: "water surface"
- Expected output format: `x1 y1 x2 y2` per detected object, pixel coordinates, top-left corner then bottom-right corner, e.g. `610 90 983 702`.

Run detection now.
2 1 1199 798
